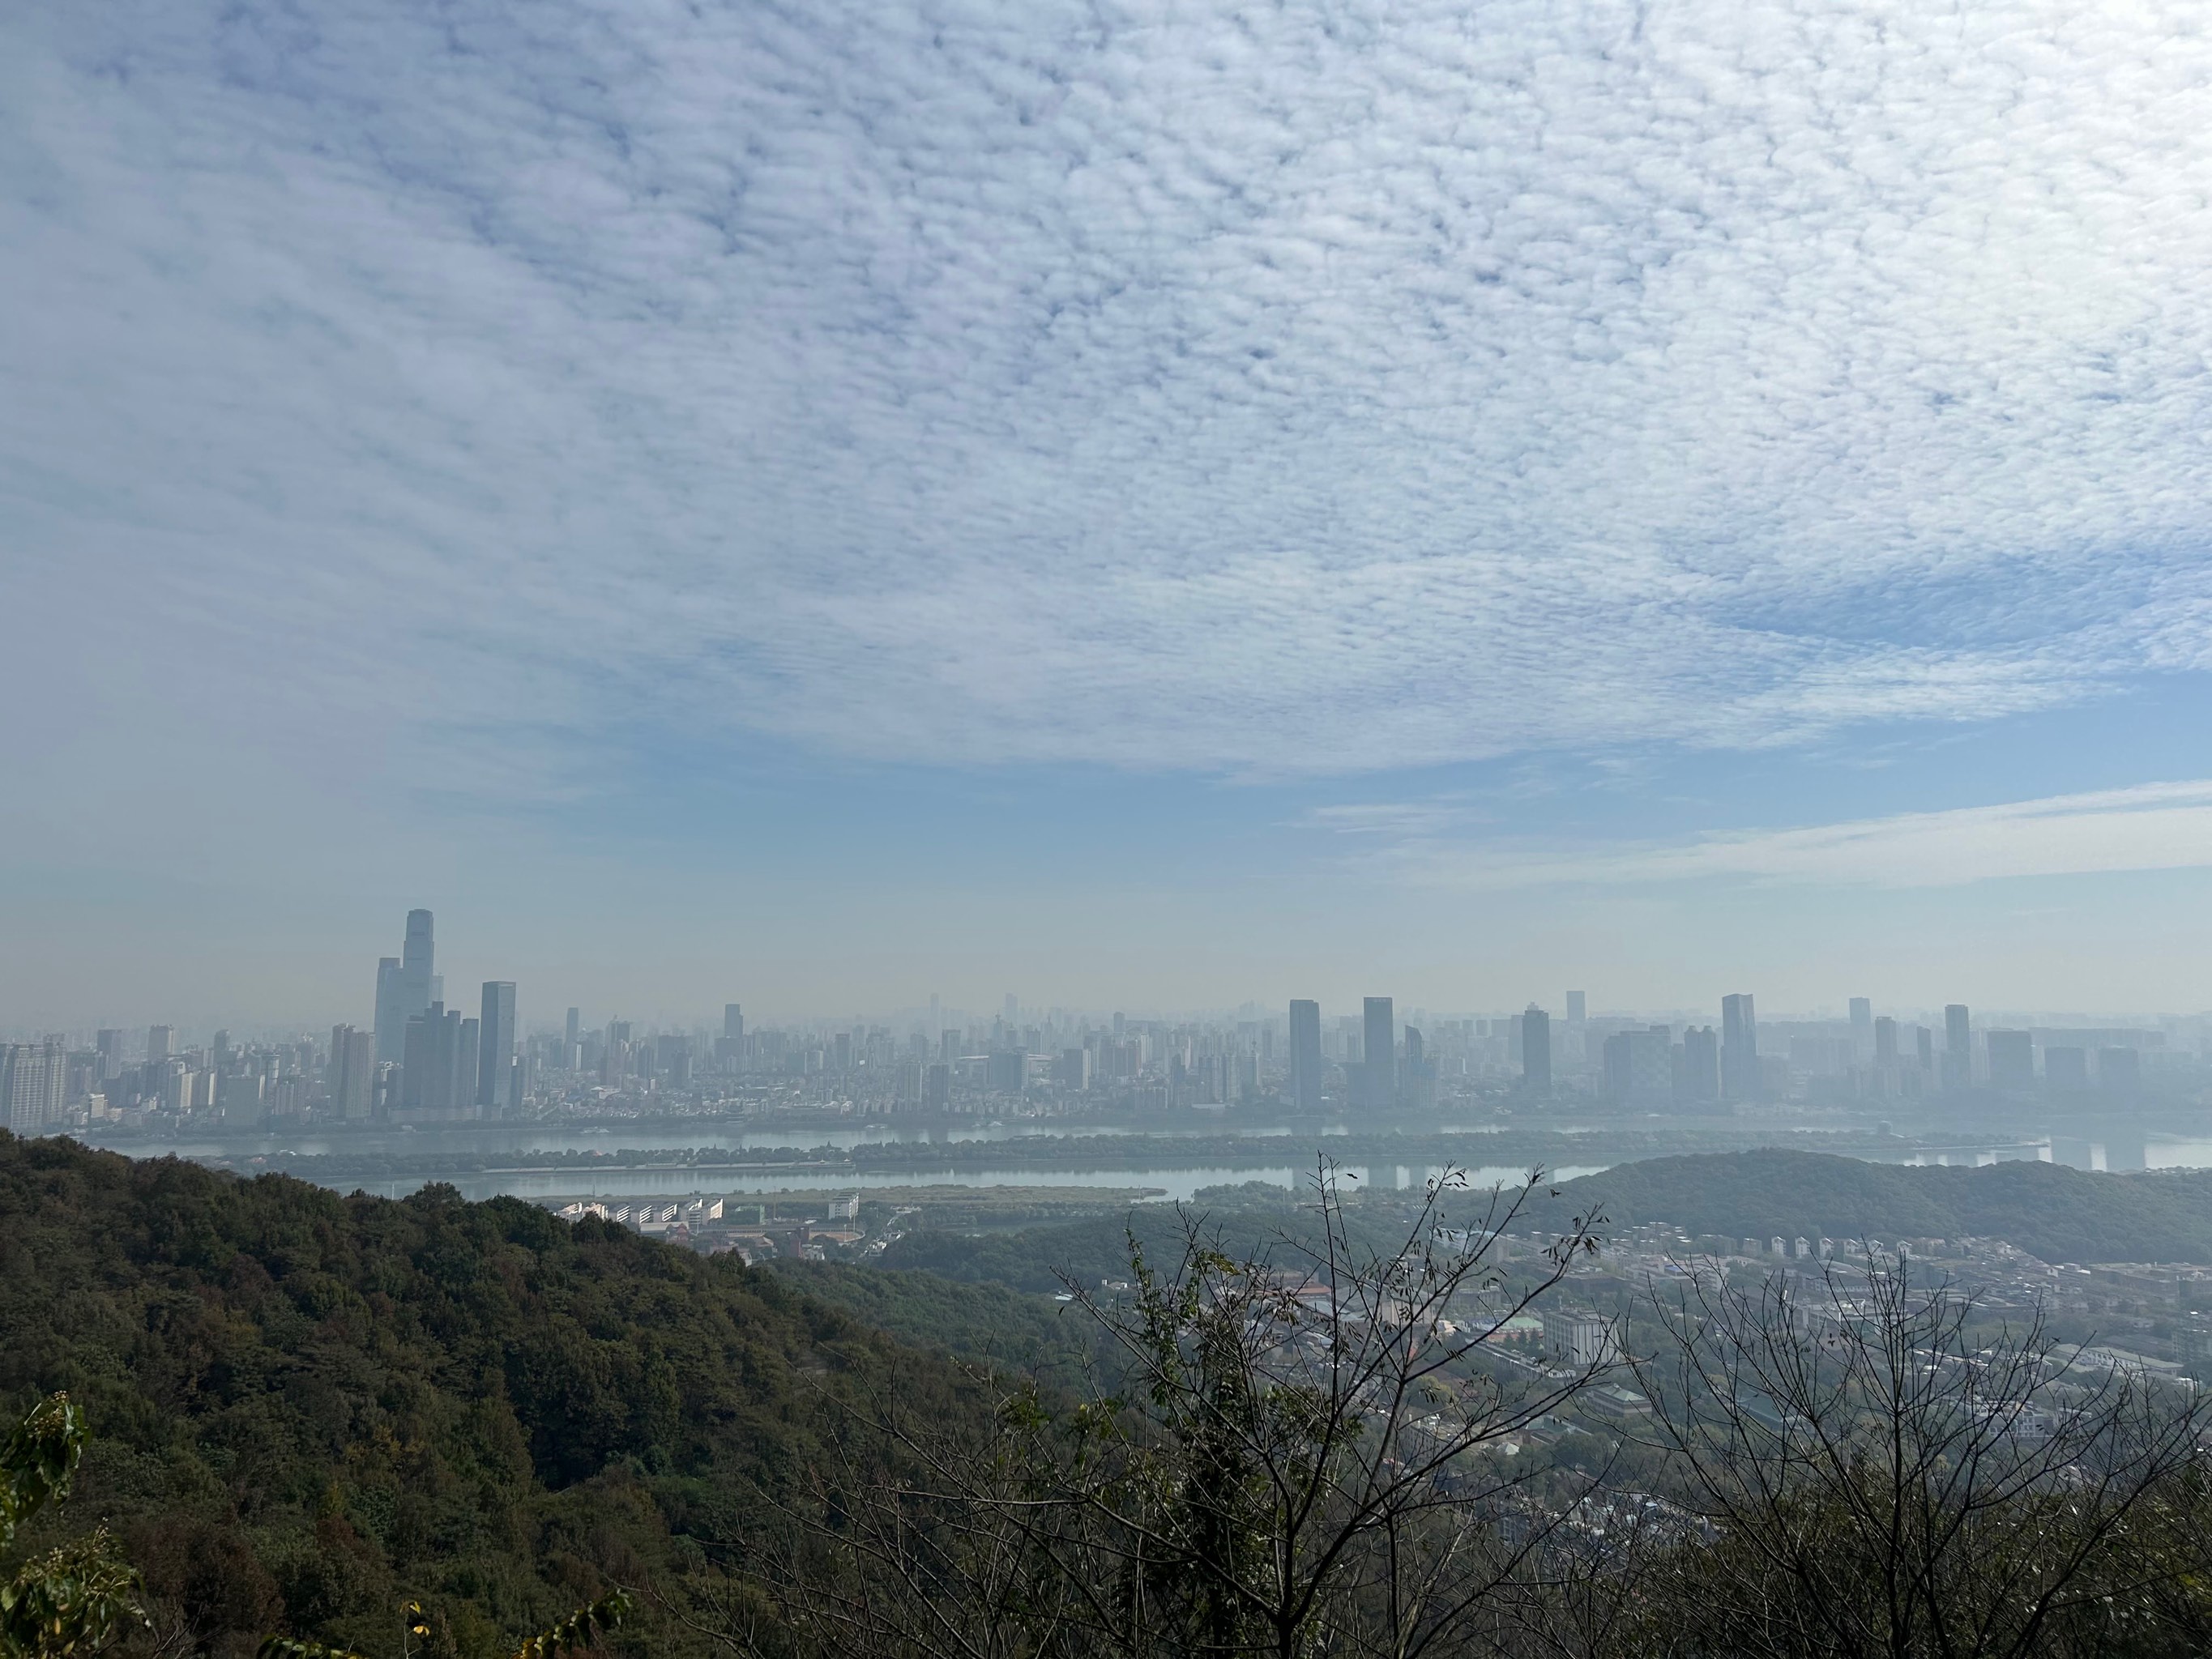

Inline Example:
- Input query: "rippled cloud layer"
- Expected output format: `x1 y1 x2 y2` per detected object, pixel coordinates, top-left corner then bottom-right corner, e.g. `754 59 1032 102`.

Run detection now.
8 0 2212 786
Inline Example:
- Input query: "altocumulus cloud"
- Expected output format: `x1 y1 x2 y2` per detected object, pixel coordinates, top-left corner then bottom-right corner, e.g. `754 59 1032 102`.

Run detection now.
6 0 2212 788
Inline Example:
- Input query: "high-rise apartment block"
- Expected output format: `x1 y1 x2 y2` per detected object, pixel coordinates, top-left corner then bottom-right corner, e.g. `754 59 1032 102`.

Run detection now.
329 1024 375 1120
1360 997 1395 1110
1679 1026 1719 1104
1288 1000 1322 1112
1522 1005 1552 1096
1602 1026 1671 1107
478 981 517 1115
1987 1029 2034 1094
1721 994 1758 1101
1943 1004 1971 1091
399 1002 477 1119
1 1040 67 1133
2045 1046 2089 1090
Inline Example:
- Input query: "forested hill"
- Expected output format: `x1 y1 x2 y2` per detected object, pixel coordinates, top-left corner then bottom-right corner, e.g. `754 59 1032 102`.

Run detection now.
0 1133 980 1659
1544 1150 2212 1265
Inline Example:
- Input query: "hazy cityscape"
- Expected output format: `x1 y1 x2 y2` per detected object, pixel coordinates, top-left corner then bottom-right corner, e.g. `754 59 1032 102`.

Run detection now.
4 902 2198 1125
18 0 2212 1650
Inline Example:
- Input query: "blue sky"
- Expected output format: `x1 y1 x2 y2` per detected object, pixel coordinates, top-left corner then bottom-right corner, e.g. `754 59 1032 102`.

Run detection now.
8 0 2212 1026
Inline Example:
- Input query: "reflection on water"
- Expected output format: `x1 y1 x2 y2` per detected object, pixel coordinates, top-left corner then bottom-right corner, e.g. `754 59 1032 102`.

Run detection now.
1894 1135 2212 1174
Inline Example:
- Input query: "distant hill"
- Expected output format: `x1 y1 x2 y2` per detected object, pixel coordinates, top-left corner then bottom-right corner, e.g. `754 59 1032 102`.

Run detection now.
0 1133 982 1659
1540 1149 2212 1265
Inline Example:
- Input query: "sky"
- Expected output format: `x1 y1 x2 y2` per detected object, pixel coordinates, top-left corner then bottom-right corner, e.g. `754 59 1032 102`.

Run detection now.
7 0 2212 1028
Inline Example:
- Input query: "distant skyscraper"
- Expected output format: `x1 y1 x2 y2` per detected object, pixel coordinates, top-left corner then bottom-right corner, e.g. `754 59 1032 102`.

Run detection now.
1522 1006 1552 1096
2098 1046 2142 1094
1943 1004 1971 1090
374 909 437 1064
374 959 402 1062
1361 997 1396 1110
1679 1026 1719 1104
566 1006 582 1048
1603 1026 1669 1107
716 1003 745 1073
146 1026 174 1062
95 1029 124 1082
399 1001 472 1117
1873 1016 1898 1066
1566 992 1586 1024
1721 994 1758 1101
2044 1046 2088 1090
1916 1025 1935 1073
1288 1000 1322 1112
1849 998 1872 1056
1986 1029 2034 1094
478 982 517 1115
455 1017 480 1112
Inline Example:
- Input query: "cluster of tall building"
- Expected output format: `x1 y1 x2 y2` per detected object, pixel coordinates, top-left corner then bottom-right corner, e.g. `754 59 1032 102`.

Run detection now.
6 1021 324 1131
6 932 2192 1135
359 910 520 1122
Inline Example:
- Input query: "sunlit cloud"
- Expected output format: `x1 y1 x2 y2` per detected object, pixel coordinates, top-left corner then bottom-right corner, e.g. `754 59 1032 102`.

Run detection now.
1386 782 2212 891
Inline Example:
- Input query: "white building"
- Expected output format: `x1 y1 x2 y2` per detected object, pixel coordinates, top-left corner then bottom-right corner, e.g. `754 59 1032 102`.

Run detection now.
1542 1309 1622 1369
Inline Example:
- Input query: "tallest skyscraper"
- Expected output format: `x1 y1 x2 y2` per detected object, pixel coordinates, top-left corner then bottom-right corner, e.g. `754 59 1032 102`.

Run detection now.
374 909 437 1064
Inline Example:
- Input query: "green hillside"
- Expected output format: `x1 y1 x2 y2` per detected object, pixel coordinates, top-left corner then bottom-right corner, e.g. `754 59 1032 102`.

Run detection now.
763 1258 1095 1384
0 1133 980 1659
1544 1149 2212 1264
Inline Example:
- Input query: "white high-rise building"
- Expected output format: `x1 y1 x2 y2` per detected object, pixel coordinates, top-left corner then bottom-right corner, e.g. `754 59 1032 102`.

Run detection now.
2 1040 69 1133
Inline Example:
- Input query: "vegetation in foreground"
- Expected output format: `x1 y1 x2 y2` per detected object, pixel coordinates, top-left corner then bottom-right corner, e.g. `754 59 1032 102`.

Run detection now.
11 1132 2212 1657
0 1133 990 1658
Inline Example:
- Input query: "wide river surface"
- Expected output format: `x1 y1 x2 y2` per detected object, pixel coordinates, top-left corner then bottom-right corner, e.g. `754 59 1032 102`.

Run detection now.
74 1115 2212 1205
77 1120 1608 1204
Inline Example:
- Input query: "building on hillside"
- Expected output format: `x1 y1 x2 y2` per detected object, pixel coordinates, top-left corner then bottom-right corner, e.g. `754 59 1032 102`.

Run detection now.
1541 1308 1621 1369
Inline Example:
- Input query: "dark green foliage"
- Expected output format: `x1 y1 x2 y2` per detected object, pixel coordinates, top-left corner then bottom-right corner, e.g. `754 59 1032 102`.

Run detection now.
764 1260 1092 1381
0 1397 86 1552
0 1392 146 1658
0 1135 980 1659
1543 1149 2212 1263
875 1188 1445 1296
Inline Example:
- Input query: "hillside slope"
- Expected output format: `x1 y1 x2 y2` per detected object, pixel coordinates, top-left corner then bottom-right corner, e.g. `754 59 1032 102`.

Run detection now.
0 1134 978 1659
